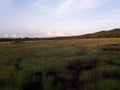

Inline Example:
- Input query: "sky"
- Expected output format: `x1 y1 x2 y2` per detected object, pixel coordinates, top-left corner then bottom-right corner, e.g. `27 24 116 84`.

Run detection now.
0 0 120 38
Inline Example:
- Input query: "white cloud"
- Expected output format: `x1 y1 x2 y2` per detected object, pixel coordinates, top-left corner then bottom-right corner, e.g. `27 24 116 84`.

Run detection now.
56 32 65 36
12 34 25 38
4 34 9 38
46 30 65 37
12 34 17 38
71 32 80 36
55 0 111 15
56 0 75 15
3 33 24 38
46 30 82 37
47 30 53 36
30 0 111 16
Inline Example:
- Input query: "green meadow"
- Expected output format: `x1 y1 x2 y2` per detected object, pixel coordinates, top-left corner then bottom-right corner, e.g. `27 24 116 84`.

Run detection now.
0 38 120 90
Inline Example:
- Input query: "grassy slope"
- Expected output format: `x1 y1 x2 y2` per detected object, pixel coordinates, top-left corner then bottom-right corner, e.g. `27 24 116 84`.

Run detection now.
0 38 120 90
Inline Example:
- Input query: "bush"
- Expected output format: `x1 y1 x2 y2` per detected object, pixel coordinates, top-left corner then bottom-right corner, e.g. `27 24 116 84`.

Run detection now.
13 39 23 44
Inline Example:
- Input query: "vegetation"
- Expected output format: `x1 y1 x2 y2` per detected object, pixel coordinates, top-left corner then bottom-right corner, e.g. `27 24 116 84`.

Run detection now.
0 38 120 90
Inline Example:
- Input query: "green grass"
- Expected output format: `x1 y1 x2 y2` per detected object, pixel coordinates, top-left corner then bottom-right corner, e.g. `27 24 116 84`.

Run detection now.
82 79 120 90
0 38 120 90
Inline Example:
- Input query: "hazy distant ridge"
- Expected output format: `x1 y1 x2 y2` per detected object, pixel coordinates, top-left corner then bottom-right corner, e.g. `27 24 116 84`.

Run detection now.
79 28 120 38
0 28 120 42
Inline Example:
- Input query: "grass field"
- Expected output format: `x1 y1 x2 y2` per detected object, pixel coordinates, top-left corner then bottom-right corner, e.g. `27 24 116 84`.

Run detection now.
0 38 120 90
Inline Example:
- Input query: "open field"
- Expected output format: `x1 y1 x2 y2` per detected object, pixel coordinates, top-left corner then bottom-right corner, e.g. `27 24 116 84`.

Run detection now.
0 38 120 90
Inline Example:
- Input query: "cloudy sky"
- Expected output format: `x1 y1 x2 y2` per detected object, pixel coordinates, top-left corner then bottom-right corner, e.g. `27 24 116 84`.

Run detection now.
0 0 120 38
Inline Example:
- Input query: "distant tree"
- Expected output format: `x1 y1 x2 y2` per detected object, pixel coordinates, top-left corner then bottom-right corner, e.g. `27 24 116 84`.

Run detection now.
13 38 23 44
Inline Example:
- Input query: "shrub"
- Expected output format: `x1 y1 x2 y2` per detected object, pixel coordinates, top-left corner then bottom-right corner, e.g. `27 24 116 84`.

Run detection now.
13 39 23 44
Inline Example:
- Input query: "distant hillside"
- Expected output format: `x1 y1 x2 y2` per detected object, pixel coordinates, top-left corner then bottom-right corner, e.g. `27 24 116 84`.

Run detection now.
0 28 120 42
79 28 120 38
48 28 120 39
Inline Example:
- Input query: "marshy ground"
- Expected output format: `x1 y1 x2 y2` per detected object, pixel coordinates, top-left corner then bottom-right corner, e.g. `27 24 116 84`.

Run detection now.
0 38 120 90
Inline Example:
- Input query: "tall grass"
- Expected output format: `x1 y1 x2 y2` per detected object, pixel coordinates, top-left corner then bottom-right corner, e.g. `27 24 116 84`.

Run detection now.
0 38 120 90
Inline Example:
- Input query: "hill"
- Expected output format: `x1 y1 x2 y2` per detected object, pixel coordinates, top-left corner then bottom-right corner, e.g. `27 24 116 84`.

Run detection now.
0 28 120 42
79 28 120 38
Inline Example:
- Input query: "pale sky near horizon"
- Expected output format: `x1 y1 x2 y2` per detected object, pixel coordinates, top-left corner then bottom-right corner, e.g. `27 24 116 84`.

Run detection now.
0 0 120 38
